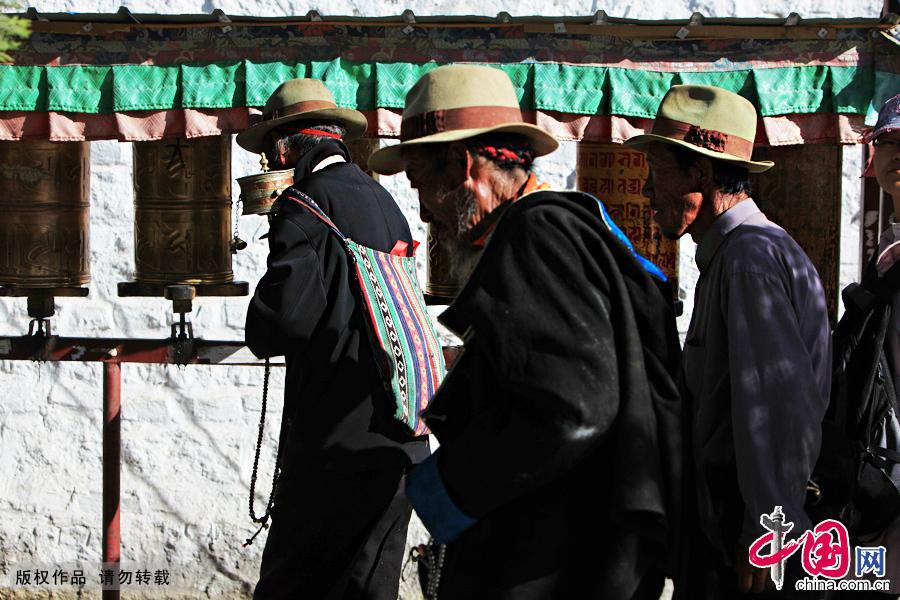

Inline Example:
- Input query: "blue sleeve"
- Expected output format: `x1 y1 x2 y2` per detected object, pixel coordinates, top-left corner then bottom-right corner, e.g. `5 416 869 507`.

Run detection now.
405 450 477 544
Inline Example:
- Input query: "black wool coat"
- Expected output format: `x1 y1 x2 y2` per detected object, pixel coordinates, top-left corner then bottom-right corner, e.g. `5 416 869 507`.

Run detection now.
246 139 429 476
412 191 684 600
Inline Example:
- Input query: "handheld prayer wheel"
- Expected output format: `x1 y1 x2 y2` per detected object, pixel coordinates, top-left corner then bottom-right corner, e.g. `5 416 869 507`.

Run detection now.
0 140 91 289
236 138 381 218
236 168 294 216
124 136 241 290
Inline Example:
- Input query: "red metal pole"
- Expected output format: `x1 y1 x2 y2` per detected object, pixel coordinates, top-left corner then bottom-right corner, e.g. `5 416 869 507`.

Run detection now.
103 360 121 600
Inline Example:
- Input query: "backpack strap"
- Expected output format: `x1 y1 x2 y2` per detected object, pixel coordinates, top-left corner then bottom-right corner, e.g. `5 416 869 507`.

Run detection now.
280 187 348 242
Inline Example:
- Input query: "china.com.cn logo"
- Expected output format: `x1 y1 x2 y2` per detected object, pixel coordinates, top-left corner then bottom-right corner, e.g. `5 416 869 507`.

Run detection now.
747 506 890 593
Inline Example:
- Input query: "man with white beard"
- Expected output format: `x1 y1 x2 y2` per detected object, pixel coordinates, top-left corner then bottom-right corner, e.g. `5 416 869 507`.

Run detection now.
368 64 684 599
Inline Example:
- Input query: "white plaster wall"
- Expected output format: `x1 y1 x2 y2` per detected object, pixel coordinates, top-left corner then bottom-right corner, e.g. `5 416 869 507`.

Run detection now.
0 1 877 599
24 0 881 18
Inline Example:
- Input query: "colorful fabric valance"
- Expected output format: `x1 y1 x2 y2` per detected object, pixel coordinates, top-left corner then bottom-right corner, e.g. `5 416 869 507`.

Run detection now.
0 61 877 118
0 20 890 144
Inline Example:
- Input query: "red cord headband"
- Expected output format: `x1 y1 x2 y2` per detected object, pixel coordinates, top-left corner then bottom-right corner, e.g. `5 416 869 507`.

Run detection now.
277 127 343 140
472 145 533 166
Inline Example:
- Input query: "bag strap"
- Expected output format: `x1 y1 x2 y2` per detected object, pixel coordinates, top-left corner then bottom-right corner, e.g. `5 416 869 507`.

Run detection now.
281 188 348 242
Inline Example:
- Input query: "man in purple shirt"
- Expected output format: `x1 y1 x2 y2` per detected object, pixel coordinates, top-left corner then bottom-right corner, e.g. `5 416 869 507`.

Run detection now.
627 85 831 598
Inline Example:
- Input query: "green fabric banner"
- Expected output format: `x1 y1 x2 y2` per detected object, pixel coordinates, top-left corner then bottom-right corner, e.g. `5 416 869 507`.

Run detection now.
870 70 900 123
0 59 875 118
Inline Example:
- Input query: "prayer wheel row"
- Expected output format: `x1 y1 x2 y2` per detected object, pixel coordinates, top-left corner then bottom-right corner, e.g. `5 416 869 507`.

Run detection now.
0 136 479 307
0 137 245 302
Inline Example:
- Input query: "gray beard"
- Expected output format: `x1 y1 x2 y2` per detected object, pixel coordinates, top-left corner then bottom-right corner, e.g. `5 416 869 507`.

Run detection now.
434 185 483 287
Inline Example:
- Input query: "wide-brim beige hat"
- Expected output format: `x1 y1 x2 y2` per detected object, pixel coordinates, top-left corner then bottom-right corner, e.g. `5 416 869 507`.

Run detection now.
236 78 369 154
625 84 773 174
368 65 559 175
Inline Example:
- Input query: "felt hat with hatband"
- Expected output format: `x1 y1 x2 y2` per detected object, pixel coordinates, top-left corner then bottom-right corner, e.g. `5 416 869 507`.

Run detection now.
368 64 559 175
236 78 369 154
625 84 773 173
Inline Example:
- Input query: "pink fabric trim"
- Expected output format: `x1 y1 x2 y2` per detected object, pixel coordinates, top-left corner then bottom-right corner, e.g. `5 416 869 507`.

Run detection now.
0 108 867 145
0 111 49 139
761 113 867 146
49 111 118 141
374 108 402 138
0 108 254 141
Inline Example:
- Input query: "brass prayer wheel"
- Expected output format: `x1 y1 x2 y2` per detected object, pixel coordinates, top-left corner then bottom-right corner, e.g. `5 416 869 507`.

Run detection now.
424 224 458 304
130 136 234 287
236 168 294 216
0 140 90 289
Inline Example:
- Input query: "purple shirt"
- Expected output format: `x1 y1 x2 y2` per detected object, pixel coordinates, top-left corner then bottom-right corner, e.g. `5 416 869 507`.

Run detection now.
683 198 831 558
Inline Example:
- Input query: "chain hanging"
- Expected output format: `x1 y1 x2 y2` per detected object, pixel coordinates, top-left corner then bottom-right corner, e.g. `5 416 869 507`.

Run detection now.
244 358 281 547
230 190 247 254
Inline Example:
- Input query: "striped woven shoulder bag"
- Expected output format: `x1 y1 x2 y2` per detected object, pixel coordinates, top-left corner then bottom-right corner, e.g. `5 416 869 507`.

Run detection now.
281 188 445 436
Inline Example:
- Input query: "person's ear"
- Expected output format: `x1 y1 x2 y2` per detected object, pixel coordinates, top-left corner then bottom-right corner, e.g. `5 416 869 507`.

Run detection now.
692 156 714 189
446 142 473 185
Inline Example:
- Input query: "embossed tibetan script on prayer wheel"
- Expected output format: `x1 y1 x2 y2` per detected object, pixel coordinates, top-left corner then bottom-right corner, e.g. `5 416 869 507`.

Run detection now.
0 140 91 289
130 136 235 287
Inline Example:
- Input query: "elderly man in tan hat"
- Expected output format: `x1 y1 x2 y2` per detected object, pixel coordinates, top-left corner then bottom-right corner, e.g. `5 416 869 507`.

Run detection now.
627 86 831 598
370 64 683 599
239 79 429 600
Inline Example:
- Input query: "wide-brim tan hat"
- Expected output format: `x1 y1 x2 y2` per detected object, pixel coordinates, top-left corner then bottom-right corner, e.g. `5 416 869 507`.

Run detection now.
625 84 774 174
368 65 559 175
236 78 369 154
